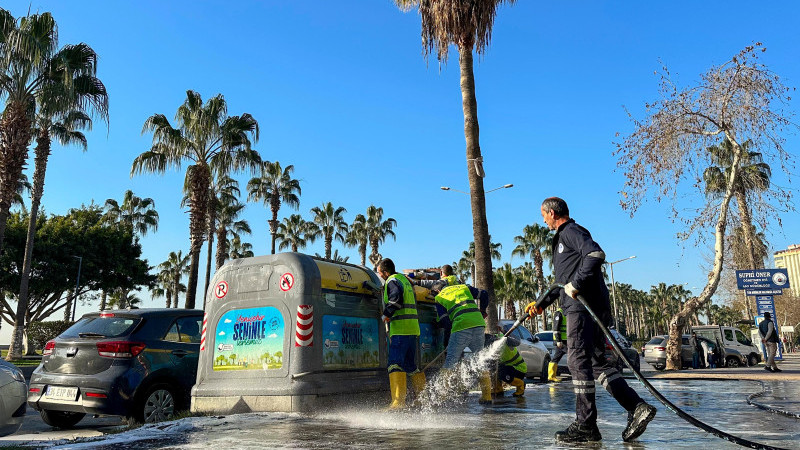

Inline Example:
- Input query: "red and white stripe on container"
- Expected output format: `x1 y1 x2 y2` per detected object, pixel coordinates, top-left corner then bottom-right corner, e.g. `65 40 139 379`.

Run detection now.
200 313 208 351
295 305 313 347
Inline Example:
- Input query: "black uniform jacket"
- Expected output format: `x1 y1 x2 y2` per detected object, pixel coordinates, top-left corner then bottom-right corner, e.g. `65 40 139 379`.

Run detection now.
551 219 612 318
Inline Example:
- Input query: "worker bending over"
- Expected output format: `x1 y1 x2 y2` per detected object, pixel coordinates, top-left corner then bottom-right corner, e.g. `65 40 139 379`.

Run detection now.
486 332 527 397
377 258 425 409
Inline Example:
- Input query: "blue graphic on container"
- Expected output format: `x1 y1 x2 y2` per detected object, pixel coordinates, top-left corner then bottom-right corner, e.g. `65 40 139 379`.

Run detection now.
322 315 379 369
213 306 284 371
419 323 444 366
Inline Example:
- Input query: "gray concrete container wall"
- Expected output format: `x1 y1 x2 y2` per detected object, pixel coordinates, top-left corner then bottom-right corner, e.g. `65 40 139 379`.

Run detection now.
192 253 443 413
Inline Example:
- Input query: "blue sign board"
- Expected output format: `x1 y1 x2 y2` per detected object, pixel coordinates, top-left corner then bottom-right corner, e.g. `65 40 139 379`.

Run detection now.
755 295 775 317
736 269 790 290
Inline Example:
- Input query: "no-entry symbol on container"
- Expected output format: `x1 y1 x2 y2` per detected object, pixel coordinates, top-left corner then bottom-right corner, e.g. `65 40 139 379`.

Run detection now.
214 281 228 299
280 272 295 291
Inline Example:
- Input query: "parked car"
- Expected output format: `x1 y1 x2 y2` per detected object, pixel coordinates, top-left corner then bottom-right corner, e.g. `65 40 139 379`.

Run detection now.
605 328 641 373
692 325 761 367
643 334 736 370
499 320 551 380
533 328 640 373
0 359 27 437
28 309 203 427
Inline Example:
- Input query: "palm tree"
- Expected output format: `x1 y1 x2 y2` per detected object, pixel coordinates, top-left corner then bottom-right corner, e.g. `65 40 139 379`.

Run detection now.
132 90 261 309
704 138 771 319
201 175 240 298
3 11 109 360
275 214 315 253
104 190 159 236
247 161 301 254
158 251 190 309
229 235 254 259
463 240 502 284
316 249 349 263
365 205 396 268
345 214 368 266
452 258 472 284
215 201 251 270
309 202 347 260
512 224 553 296
394 0 516 330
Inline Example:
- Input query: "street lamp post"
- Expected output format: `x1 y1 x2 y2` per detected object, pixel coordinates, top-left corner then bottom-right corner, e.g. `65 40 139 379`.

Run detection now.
606 255 636 329
71 256 83 322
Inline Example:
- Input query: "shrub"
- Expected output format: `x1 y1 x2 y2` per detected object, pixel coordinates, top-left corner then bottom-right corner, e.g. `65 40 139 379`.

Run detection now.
27 321 74 351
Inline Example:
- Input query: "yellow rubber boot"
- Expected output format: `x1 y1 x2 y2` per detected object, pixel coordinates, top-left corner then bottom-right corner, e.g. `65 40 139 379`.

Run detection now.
410 372 426 396
388 371 407 409
548 362 561 382
510 378 526 397
478 371 493 404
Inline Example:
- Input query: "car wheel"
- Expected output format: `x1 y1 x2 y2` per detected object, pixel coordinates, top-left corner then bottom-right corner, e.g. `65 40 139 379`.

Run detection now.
747 354 759 367
631 355 641 373
40 409 85 429
540 355 551 381
654 364 665 371
726 356 740 368
135 383 177 424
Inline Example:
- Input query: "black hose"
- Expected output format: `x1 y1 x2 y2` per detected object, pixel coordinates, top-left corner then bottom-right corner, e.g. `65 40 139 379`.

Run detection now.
576 293 788 450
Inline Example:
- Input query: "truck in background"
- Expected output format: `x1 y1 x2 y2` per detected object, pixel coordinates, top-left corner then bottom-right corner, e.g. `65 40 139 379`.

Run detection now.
692 325 762 367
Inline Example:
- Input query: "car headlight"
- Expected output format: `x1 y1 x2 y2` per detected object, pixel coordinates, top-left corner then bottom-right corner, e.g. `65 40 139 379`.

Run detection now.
0 366 25 383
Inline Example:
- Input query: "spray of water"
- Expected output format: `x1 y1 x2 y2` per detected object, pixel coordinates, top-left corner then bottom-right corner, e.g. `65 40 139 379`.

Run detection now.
416 337 507 412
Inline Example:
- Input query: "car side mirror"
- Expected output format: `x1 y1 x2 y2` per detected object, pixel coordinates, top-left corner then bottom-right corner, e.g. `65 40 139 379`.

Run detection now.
529 337 537 343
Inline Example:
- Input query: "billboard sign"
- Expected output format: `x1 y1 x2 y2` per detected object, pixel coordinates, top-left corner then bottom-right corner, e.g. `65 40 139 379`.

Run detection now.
736 269 790 290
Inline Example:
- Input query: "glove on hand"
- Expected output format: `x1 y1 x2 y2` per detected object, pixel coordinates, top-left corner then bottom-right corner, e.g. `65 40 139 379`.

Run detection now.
556 342 564 349
524 302 544 317
564 282 578 299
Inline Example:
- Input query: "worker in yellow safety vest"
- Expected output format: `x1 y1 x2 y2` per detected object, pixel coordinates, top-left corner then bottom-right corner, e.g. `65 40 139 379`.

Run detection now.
486 332 527 397
432 282 494 404
549 308 567 382
377 258 425 409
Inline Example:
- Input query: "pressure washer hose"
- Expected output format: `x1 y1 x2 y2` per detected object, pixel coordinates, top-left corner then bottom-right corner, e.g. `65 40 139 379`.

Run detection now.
575 292 788 450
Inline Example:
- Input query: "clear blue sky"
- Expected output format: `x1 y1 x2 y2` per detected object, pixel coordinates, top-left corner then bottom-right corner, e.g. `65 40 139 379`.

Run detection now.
2 1 799 342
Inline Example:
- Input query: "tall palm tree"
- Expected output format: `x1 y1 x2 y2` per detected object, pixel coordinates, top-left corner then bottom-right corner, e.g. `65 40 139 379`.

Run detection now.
345 214 368 266
247 161 301 255
229 235 254 259
316 249 349 263
201 175 240 298
394 0 516 330
365 205 396 268
132 90 261 309
104 190 159 236
463 240 502 284
275 214 314 253
158 251 190 309
309 202 347 260
512 224 553 296
4 12 109 360
215 201 251 270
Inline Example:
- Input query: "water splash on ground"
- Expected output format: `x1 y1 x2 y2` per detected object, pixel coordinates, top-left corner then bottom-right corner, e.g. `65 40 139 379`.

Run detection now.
417 338 507 412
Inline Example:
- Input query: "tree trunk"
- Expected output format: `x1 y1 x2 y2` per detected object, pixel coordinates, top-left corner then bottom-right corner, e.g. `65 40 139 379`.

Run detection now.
185 164 211 310
0 101 33 255
7 127 51 360
458 44 497 331
166 290 172 308
735 190 757 319
359 244 366 267
203 195 217 306
325 235 332 260
270 198 280 255
215 226 227 270
100 291 107 311
665 136 744 370
63 291 73 322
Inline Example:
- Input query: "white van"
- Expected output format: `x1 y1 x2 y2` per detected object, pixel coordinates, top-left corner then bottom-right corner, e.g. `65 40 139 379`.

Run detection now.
692 325 762 367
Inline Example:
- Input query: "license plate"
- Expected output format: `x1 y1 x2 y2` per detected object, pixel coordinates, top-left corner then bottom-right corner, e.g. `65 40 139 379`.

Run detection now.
45 386 79 401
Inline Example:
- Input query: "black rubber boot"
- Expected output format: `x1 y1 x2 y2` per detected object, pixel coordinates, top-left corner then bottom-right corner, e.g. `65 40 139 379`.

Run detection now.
554 421 602 443
622 402 657 442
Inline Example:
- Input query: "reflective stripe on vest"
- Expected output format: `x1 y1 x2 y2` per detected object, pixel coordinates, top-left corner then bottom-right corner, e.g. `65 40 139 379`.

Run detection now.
496 334 527 373
557 308 567 341
383 273 420 337
435 284 485 333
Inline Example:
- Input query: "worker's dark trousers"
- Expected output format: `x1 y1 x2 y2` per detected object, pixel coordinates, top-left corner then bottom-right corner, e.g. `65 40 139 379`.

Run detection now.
567 311 642 425
552 344 566 364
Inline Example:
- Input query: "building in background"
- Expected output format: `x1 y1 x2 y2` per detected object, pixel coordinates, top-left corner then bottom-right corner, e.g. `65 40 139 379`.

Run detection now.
774 244 800 297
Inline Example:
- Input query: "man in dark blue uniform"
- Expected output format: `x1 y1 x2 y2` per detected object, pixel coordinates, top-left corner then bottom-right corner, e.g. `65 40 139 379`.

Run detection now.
526 197 656 443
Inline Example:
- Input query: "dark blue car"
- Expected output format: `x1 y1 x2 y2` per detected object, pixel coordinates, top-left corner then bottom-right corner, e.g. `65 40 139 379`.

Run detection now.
27 308 203 427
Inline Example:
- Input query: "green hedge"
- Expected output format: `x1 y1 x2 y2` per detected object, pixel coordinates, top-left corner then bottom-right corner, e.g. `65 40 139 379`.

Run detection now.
27 321 74 351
